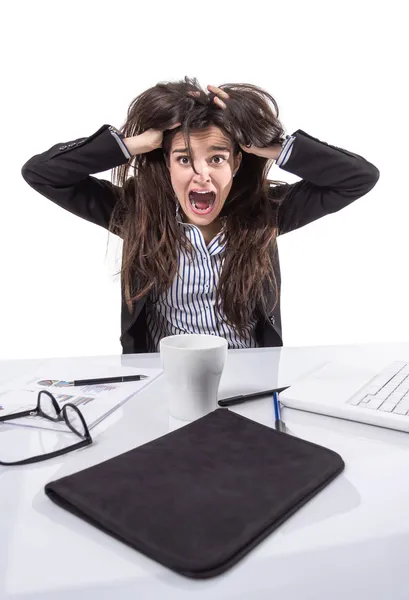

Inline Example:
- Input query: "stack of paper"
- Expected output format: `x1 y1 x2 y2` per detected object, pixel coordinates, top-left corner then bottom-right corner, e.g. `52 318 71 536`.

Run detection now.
0 364 162 432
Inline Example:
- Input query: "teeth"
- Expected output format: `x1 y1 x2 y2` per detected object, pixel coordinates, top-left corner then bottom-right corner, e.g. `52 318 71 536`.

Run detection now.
192 201 205 210
191 200 211 211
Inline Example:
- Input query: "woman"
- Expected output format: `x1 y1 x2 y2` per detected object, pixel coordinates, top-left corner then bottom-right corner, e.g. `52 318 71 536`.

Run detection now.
21 77 380 354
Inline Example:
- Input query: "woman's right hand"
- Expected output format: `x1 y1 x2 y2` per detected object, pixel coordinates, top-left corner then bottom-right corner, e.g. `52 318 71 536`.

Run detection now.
124 122 181 155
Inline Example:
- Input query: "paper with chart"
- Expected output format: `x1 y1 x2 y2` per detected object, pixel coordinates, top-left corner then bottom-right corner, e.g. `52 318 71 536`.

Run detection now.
0 365 163 432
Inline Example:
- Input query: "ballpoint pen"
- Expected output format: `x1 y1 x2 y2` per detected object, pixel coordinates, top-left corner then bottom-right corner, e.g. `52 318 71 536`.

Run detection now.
273 391 287 433
61 375 148 386
218 386 290 407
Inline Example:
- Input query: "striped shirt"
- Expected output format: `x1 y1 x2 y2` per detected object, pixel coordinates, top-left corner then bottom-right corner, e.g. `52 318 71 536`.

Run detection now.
110 127 295 351
146 221 259 352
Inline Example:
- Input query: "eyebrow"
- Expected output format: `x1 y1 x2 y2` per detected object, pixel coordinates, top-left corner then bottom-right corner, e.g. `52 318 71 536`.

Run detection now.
172 145 232 154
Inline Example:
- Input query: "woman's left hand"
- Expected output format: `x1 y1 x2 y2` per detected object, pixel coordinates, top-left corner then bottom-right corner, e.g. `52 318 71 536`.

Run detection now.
207 84 284 160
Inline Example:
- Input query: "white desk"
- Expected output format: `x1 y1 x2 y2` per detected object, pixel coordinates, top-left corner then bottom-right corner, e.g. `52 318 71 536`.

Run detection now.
1 343 409 600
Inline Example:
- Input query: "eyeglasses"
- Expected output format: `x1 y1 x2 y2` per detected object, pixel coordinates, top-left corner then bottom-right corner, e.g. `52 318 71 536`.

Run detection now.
0 390 92 466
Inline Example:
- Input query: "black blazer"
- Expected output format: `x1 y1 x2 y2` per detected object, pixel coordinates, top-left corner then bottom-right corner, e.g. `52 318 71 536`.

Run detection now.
21 125 380 354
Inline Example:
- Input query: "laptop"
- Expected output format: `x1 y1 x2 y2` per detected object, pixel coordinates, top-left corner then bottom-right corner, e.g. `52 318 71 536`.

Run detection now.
279 359 409 433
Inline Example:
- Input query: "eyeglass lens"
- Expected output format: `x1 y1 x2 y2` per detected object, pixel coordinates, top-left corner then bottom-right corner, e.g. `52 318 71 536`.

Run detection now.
64 405 87 438
38 391 60 421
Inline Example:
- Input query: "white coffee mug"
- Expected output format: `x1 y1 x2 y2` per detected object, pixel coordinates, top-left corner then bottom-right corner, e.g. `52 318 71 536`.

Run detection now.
160 334 228 421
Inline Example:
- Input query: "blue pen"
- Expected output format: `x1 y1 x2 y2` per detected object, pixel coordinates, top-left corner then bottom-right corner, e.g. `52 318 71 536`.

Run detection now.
273 391 286 433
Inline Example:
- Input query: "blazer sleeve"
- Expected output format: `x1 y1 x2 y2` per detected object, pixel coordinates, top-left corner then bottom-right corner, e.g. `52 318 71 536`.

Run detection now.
21 124 130 231
269 129 380 235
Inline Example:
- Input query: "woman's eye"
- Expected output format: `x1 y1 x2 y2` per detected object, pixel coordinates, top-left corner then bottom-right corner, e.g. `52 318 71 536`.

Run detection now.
211 155 227 164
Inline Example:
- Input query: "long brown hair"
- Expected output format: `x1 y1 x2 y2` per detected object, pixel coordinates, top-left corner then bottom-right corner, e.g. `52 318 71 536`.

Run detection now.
110 77 287 338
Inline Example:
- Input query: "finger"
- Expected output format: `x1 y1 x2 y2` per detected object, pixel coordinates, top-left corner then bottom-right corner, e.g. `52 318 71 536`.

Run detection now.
188 91 201 97
168 122 182 130
207 84 230 100
213 96 227 109
239 143 254 153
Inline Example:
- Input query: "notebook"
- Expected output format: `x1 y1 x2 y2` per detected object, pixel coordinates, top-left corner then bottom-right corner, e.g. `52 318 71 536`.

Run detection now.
45 408 344 578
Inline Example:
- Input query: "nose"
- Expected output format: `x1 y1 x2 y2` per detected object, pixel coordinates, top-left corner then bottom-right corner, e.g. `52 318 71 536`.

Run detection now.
192 161 211 182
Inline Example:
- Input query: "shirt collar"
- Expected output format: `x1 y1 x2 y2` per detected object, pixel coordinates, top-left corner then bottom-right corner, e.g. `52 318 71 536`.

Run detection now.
176 208 227 254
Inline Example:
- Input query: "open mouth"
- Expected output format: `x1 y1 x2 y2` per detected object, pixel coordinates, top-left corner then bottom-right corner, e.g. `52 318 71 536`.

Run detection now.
188 191 216 216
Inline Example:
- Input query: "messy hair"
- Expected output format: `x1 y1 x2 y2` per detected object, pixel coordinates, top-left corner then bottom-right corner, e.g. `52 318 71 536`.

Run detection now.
110 76 287 337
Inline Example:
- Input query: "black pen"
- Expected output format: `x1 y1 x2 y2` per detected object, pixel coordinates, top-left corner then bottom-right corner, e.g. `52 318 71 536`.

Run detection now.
218 386 290 407
63 375 148 386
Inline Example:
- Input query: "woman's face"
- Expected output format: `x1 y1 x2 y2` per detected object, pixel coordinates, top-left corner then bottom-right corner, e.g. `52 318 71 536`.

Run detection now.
167 126 242 229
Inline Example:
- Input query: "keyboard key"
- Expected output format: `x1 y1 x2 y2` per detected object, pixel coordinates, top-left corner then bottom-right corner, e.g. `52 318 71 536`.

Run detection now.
378 403 395 412
367 385 381 395
359 396 371 404
375 389 390 400
398 400 409 410
348 395 364 406
365 397 385 409
392 405 409 415
389 391 404 399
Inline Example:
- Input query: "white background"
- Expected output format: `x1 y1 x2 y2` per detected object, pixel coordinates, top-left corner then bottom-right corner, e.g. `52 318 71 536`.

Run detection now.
1 0 407 360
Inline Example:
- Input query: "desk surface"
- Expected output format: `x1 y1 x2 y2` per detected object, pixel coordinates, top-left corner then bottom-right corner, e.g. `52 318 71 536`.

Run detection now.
1 342 409 600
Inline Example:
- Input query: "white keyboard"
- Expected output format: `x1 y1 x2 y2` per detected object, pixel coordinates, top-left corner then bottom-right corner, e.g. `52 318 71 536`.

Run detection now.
347 361 409 416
